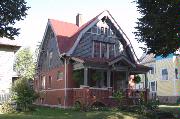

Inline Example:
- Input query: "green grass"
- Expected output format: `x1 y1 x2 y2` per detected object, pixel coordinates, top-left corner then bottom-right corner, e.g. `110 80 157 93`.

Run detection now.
1 105 179 119
159 105 180 118
0 107 145 119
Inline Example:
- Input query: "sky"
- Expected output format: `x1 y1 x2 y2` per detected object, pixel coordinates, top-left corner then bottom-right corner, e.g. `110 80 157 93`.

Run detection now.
14 0 144 58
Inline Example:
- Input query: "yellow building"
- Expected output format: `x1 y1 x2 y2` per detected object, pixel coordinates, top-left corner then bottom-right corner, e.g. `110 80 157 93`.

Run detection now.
140 53 180 103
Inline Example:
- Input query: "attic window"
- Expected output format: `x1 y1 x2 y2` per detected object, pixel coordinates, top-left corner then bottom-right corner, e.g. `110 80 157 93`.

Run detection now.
101 27 104 35
105 28 108 36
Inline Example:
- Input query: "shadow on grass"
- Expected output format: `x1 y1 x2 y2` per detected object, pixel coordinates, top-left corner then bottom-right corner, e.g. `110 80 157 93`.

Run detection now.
0 107 144 119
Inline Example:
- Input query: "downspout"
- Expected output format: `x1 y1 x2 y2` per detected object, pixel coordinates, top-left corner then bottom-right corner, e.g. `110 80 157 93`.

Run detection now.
64 58 67 108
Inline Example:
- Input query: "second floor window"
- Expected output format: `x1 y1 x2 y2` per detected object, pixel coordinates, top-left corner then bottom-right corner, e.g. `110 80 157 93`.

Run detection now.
149 65 155 74
175 68 178 79
109 44 115 58
101 43 107 58
161 69 168 80
49 51 53 68
94 41 100 58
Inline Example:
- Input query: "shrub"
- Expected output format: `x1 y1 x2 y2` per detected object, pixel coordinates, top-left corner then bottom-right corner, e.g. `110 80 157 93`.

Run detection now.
11 77 39 111
113 90 124 102
133 75 141 84
0 101 16 114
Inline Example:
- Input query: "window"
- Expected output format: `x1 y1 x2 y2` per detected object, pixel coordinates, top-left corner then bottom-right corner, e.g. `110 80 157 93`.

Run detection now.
57 97 61 105
150 82 155 92
175 68 178 79
49 51 53 67
48 76 52 88
101 43 107 58
105 28 108 36
41 76 46 89
94 41 100 57
161 69 168 80
109 44 115 58
57 71 64 80
101 27 104 35
149 81 157 92
149 65 155 74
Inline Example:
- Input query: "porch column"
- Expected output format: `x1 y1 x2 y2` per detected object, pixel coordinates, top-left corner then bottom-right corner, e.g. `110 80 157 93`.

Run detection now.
84 67 88 86
107 70 111 87
145 73 148 88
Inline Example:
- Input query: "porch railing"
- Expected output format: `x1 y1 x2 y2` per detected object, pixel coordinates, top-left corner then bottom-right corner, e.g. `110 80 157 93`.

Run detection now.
72 86 113 106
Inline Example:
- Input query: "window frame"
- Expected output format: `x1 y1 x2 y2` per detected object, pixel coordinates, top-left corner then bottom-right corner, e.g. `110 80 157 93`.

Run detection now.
161 68 168 80
57 71 64 80
149 64 155 74
175 68 178 79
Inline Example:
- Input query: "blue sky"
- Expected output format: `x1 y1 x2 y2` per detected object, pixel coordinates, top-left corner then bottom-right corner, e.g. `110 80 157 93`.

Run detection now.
14 0 144 57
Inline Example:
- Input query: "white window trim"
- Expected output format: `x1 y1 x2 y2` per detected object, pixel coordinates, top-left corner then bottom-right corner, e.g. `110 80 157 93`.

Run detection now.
149 80 157 92
161 68 168 81
149 64 155 75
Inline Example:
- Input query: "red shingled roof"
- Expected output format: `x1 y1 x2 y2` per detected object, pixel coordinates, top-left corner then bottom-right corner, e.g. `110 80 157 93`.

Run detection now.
49 12 103 53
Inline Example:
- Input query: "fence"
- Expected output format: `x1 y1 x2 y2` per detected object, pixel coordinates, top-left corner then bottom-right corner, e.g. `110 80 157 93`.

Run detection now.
0 93 10 103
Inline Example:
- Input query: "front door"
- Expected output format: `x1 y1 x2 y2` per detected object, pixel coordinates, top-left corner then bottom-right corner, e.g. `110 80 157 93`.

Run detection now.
113 71 127 91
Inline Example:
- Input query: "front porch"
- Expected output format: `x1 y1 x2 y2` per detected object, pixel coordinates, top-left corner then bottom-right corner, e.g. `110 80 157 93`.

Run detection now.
70 56 151 107
68 86 149 108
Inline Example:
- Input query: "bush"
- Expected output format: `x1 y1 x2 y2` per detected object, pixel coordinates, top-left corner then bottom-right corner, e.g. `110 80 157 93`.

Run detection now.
11 77 39 111
113 90 124 102
0 101 16 114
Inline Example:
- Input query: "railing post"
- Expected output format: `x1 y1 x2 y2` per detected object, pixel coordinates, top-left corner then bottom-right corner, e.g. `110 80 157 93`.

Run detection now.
84 67 88 86
107 70 111 87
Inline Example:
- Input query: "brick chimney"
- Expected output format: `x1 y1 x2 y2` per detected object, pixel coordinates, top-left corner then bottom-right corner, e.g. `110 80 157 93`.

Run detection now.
76 13 83 27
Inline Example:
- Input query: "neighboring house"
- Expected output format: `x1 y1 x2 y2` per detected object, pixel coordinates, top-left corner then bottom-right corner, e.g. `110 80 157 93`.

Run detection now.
0 39 20 102
140 53 180 103
34 11 150 108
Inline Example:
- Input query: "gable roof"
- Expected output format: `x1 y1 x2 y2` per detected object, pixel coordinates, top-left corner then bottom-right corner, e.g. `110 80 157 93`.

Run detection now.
45 10 137 63
49 12 102 53
140 53 155 64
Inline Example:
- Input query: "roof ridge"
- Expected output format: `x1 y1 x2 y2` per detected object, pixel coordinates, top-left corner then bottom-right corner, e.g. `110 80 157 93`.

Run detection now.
48 19 78 27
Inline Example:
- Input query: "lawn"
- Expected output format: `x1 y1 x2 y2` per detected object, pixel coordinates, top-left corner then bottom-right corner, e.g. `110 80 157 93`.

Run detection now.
0 105 179 119
0 107 145 119
159 105 180 118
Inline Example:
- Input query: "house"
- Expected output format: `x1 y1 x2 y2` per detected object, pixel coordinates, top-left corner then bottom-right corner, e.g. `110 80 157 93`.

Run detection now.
0 39 21 102
140 53 180 103
34 11 150 108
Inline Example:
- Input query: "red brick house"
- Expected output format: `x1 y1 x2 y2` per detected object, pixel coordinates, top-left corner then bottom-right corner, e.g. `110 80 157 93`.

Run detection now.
34 10 150 108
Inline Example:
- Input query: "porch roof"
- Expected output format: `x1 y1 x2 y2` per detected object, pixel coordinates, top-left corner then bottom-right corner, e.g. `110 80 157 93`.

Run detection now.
130 64 152 74
71 56 151 74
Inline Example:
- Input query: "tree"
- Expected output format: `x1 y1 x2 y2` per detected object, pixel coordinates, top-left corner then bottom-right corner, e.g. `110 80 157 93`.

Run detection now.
0 0 30 39
134 0 180 57
11 77 38 111
14 47 35 80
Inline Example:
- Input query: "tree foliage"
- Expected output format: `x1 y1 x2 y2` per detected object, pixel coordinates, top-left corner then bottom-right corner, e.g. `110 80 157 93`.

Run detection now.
0 0 30 39
134 0 180 57
14 47 35 80
11 77 38 111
